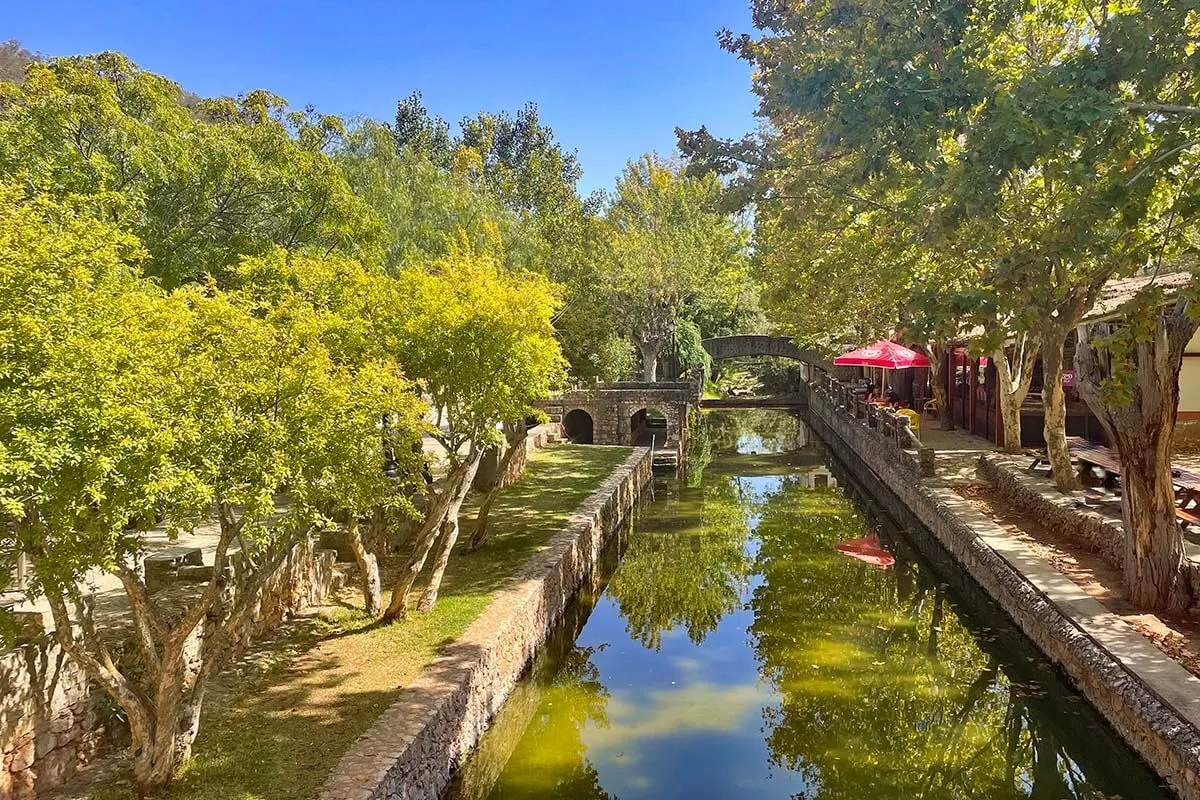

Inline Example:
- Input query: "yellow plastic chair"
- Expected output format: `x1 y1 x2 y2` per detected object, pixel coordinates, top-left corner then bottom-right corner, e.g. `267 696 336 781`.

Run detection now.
922 397 940 416
897 407 921 435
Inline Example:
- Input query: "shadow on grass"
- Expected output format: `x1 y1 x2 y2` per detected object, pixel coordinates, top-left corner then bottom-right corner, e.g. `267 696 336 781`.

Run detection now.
87 444 631 800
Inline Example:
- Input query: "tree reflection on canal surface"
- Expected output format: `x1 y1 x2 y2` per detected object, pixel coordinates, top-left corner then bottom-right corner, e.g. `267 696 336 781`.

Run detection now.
444 410 1173 800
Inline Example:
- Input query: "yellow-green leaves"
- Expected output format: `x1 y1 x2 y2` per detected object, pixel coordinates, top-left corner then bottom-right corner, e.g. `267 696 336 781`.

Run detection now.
391 242 566 457
0 53 382 289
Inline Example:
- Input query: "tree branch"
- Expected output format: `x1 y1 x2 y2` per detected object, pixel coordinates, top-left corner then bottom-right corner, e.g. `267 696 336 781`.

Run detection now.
1124 102 1200 118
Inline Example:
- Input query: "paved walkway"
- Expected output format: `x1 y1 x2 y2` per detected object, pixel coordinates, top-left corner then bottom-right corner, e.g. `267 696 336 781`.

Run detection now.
3 517 231 634
917 423 996 485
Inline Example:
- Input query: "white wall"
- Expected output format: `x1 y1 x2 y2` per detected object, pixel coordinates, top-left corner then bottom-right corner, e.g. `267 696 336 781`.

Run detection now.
1182 329 1200 416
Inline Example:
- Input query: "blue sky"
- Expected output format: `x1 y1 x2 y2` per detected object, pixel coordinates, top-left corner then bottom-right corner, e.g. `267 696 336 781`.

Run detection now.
5 0 760 195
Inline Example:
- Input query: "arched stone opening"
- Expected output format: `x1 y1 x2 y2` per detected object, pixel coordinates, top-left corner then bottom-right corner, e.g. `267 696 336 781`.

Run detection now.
563 408 594 444
629 407 669 447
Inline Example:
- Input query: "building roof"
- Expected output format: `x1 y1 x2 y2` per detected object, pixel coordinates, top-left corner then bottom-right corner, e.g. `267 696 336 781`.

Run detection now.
1084 271 1195 322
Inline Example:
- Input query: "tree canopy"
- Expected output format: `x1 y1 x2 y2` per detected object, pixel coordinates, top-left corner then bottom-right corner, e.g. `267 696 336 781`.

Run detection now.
603 154 754 381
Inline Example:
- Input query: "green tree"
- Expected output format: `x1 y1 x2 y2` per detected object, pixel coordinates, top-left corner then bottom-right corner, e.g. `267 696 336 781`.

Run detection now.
0 53 382 288
689 0 1200 491
1076 280 1200 612
230 248 429 617
393 90 454 168
338 119 542 274
0 183 428 790
382 242 566 620
604 155 752 381
389 97 627 382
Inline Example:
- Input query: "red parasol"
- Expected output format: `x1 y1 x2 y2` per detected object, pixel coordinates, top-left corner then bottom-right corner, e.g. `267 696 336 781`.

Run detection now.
834 340 930 369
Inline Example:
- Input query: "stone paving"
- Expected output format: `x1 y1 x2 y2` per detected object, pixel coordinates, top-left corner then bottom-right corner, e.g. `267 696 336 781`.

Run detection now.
916 423 996 485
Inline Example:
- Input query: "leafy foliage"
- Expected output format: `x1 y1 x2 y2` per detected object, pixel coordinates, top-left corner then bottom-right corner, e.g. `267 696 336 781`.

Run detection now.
603 155 753 379
0 53 382 288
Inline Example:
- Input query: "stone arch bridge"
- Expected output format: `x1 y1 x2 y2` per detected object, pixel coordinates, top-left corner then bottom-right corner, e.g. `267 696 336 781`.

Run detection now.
536 382 700 458
701 335 830 368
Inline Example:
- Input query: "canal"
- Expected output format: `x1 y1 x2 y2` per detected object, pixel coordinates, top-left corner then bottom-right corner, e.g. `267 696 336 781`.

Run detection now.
444 409 1173 799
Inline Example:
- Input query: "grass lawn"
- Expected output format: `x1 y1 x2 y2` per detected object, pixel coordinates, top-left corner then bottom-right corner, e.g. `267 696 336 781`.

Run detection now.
91 444 632 800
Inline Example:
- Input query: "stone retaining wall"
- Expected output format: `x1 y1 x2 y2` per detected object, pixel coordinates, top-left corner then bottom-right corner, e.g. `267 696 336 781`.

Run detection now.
806 387 1200 800
978 454 1127 567
0 536 346 799
320 446 651 800
978 454 1200 607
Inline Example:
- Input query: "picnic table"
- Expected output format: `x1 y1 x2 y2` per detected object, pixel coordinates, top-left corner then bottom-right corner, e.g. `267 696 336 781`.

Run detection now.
1026 437 1200 529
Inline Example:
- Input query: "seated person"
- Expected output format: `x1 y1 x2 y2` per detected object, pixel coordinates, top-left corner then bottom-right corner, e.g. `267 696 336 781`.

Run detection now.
886 385 901 406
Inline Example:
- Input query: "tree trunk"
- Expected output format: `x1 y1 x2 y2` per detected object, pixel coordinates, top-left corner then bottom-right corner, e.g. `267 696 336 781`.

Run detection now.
1040 328 1079 492
641 350 658 381
468 423 527 552
346 515 382 618
995 333 1040 454
1076 303 1198 613
174 679 206 764
140 640 189 792
381 454 481 622
417 456 480 611
33 500 303 795
917 342 952 430
1118 452 1191 611
637 338 664 382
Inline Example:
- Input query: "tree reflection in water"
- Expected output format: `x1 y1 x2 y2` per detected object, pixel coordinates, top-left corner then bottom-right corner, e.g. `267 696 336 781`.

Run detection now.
749 476 1147 799
486 645 616 800
606 474 754 649
446 412 1171 800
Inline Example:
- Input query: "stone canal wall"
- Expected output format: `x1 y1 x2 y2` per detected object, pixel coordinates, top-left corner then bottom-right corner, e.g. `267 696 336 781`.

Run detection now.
320 446 652 800
806 382 1200 800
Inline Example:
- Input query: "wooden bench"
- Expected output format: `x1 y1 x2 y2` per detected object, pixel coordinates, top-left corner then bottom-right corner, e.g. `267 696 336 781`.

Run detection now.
1026 449 1050 472
1028 438 1200 530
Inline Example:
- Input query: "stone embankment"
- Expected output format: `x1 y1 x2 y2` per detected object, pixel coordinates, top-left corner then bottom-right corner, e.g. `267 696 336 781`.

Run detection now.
320 446 651 800
805 378 1200 800
0 536 348 799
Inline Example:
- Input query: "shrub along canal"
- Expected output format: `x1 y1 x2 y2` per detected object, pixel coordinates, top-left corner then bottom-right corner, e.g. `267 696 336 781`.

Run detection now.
443 409 1174 799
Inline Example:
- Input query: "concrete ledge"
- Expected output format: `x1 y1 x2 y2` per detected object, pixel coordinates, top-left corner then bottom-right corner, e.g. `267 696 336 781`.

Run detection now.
806 392 1200 800
320 447 651 800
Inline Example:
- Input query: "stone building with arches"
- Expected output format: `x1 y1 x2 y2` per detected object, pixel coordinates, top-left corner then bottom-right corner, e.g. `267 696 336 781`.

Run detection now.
536 382 700 461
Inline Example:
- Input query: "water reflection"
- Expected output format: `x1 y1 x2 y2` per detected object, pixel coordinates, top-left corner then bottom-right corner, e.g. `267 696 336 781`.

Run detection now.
444 411 1172 800
605 475 752 649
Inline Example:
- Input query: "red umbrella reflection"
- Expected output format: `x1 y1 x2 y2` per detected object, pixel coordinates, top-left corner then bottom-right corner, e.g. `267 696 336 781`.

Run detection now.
834 533 895 570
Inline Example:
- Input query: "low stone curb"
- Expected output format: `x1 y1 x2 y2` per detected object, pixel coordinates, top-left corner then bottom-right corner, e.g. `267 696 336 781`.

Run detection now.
979 453 1200 607
979 453 1126 565
319 446 651 800
806 391 1200 799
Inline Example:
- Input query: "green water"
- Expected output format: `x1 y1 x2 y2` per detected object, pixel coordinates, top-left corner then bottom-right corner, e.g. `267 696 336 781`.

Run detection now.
444 410 1173 800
